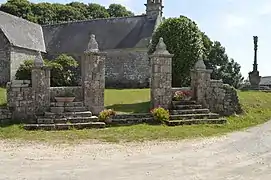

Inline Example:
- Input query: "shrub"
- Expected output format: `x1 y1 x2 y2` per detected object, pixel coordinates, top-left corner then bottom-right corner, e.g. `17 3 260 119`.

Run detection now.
98 109 116 122
150 107 170 123
15 54 79 87
15 60 34 80
149 16 203 87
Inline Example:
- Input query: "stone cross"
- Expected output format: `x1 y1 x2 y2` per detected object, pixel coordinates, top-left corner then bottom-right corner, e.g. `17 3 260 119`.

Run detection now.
34 51 44 67
253 36 258 72
85 34 99 53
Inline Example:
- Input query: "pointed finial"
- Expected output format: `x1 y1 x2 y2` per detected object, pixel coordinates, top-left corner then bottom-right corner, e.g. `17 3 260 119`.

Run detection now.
153 37 170 55
85 34 99 53
34 51 43 67
194 55 206 70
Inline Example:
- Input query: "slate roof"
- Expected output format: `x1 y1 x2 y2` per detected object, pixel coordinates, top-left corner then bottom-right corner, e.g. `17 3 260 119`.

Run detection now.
0 11 46 52
42 15 157 53
260 76 271 86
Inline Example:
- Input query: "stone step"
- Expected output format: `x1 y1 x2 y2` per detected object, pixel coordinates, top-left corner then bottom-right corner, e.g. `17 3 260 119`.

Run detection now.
170 113 220 120
112 113 153 119
109 117 154 125
174 104 203 110
37 116 98 124
50 102 84 107
23 122 106 131
44 111 92 118
172 100 197 105
50 106 88 113
63 106 88 112
170 109 210 115
165 119 227 126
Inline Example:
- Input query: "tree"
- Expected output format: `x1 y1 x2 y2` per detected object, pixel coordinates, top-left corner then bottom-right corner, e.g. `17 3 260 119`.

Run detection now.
15 54 79 87
0 1 135 25
202 34 244 88
87 3 109 19
31 3 56 24
149 16 204 87
107 4 134 17
0 0 36 21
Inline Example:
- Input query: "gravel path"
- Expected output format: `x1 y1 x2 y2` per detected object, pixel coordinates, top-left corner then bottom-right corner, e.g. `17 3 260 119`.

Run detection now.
1 121 271 180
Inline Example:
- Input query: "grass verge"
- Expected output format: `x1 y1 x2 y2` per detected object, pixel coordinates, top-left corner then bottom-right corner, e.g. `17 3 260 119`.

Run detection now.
1 89 271 143
0 88 7 107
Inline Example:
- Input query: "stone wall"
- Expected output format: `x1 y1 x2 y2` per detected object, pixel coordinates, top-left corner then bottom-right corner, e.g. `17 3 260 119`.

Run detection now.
50 86 83 102
44 48 150 88
191 59 242 116
10 46 38 81
0 107 11 124
105 49 150 88
0 29 10 86
7 80 35 123
207 80 241 116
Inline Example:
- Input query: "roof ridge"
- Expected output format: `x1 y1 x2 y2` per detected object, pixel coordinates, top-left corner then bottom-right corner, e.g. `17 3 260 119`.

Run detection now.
42 14 147 27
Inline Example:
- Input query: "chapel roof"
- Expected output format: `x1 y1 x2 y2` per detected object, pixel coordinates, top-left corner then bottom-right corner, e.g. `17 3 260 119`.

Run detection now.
0 11 46 52
42 15 157 53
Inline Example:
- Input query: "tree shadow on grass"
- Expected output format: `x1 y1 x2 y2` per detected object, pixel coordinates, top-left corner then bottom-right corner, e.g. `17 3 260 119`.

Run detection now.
106 101 150 114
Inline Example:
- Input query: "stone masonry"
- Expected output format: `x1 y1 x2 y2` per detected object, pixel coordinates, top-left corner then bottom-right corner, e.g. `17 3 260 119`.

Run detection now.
31 53 51 115
6 80 35 123
150 37 173 109
191 59 242 116
82 34 105 115
190 58 213 108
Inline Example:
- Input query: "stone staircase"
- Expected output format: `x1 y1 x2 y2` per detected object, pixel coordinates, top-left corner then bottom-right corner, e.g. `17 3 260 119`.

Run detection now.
108 100 227 126
24 102 105 131
166 100 227 126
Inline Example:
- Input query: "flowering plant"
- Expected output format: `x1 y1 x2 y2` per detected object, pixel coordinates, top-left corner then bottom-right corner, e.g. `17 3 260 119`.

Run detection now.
150 106 170 123
98 109 116 122
173 90 192 101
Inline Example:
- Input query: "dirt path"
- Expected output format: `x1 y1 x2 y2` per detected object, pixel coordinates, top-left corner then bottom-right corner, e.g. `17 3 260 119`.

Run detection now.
1 121 271 180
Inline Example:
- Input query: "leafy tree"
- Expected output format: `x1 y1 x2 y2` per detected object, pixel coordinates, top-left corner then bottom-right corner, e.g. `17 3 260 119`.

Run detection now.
149 16 204 87
0 0 135 24
31 3 56 24
107 4 134 17
87 3 109 19
15 54 79 87
0 0 36 21
202 34 244 88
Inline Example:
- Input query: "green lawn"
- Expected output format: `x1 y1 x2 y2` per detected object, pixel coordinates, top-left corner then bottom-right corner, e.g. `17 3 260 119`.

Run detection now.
0 88 7 107
105 89 150 113
1 89 271 143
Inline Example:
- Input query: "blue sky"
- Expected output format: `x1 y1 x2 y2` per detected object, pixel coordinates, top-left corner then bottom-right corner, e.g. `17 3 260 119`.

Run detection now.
1 0 270 78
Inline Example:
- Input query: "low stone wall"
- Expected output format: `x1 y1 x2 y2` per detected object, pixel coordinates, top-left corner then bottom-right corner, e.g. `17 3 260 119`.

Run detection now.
207 80 242 116
0 107 11 124
50 86 83 102
7 80 35 123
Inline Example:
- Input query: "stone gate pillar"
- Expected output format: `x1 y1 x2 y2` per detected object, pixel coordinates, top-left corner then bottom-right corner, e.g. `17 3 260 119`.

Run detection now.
190 58 212 108
150 37 174 109
31 52 51 115
81 34 105 115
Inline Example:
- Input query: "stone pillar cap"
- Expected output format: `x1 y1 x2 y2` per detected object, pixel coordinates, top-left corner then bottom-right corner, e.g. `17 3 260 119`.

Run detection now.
153 37 171 55
34 51 44 68
85 34 99 53
194 58 206 70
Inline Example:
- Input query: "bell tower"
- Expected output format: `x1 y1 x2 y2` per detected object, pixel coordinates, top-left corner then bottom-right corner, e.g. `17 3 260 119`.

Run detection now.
145 0 164 19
